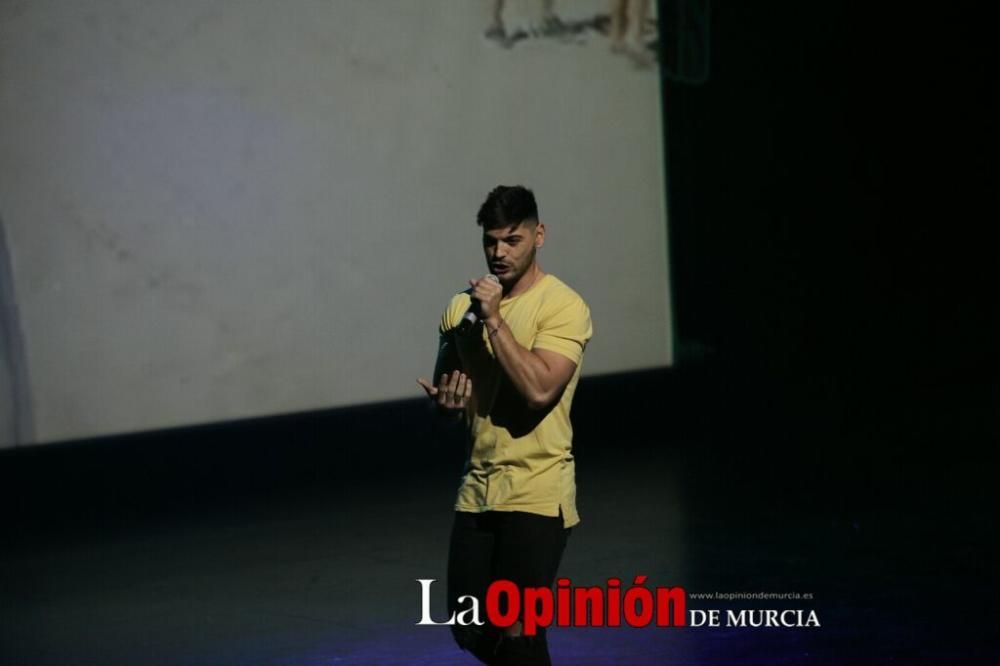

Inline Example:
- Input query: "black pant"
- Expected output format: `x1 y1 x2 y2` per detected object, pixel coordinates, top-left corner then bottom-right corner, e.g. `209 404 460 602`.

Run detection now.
447 510 571 665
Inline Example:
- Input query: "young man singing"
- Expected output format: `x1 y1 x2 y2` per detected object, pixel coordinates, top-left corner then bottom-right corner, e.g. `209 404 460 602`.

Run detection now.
418 185 592 665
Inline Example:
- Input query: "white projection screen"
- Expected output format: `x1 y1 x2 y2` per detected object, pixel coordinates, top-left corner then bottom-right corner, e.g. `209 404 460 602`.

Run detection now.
0 0 673 446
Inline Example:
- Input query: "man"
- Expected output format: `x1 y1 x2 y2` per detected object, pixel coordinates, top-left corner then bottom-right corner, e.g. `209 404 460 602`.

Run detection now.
417 185 592 665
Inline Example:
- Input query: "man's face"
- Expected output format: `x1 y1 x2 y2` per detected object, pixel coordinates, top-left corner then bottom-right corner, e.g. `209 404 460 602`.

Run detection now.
482 220 545 289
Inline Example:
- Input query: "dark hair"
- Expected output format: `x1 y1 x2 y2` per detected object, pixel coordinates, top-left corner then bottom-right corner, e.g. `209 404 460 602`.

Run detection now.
476 185 538 230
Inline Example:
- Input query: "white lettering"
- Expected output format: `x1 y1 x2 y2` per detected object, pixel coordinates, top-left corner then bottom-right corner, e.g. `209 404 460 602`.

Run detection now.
416 579 456 626
727 609 749 626
689 609 720 626
455 595 484 626
726 608 821 627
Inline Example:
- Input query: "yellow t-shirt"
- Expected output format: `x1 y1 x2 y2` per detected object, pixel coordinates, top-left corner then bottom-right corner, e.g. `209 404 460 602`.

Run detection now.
439 274 592 528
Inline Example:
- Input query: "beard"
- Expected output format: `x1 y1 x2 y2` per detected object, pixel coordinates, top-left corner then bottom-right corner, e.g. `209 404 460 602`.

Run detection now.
493 249 536 292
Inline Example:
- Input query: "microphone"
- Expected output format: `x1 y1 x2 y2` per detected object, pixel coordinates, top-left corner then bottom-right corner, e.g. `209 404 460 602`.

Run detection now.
457 274 499 334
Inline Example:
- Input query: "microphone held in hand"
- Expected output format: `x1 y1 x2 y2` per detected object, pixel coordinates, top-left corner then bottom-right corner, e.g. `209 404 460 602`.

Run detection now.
457 274 499 334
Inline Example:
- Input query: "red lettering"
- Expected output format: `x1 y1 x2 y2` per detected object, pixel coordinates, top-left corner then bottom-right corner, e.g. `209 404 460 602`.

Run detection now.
623 576 654 627
574 586 604 626
606 578 622 627
523 587 554 636
485 580 519 628
656 586 687 626
556 578 571 627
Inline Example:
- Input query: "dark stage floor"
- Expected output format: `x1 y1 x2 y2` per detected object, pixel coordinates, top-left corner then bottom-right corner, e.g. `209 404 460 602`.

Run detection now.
2 368 995 664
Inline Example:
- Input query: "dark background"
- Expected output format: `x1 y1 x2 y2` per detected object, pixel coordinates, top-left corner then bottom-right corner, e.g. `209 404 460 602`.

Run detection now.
665 0 995 535
2 2 995 664
659 3 995 660
664 2 996 508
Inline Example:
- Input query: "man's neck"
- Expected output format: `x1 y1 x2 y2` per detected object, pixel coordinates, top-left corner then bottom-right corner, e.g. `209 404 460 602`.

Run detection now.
504 264 544 300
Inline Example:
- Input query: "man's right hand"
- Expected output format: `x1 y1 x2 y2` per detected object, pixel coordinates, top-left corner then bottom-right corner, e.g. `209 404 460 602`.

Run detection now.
417 370 473 412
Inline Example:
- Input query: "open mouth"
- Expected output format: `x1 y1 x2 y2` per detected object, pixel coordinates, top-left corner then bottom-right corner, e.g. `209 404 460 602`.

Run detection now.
492 265 510 275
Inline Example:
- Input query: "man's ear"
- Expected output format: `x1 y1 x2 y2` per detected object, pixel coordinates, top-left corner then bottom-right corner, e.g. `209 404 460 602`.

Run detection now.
535 222 546 248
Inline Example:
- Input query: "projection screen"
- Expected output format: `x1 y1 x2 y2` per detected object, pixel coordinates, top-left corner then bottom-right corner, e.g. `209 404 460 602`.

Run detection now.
0 0 672 446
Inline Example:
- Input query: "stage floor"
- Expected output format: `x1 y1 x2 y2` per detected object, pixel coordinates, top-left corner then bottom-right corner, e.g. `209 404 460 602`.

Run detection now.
2 371 994 664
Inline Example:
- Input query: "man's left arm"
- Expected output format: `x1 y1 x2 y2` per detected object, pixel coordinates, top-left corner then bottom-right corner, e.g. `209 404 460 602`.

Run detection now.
417 301 473 415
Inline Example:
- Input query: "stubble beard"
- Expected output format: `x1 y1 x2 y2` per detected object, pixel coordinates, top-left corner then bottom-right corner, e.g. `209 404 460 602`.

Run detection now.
502 249 537 294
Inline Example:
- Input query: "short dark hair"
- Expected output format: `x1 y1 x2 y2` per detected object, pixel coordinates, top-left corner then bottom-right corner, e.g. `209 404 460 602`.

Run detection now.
476 185 538 230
